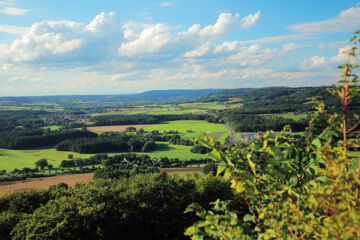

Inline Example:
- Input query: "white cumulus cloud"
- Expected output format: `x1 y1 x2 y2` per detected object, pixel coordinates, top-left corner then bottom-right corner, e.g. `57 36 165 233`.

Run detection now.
0 24 29 35
118 11 260 57
301 56 327 70
0 12 123 63
240 10 261 29
0 6 28 15
288 7 360 33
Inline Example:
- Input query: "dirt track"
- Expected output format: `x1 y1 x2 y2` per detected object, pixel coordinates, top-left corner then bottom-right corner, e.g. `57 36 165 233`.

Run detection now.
0 173 94 193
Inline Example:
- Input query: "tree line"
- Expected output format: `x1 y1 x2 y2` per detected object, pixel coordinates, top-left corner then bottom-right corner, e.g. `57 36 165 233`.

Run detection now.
55 134 156 153
0 129 97 149
221 113 309 132
90 113 206 126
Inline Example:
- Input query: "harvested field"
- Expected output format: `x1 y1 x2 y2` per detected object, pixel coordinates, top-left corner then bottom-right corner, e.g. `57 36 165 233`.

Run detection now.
160 167 203 176
160 167 202 172
0 173 94 193
87 125 149 132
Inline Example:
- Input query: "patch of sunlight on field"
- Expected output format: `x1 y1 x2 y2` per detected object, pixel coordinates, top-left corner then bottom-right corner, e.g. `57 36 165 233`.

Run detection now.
42 125 61 130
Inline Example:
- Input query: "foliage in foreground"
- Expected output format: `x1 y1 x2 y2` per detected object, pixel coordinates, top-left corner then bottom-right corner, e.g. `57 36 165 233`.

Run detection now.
185 31 360 240
0 173 246 239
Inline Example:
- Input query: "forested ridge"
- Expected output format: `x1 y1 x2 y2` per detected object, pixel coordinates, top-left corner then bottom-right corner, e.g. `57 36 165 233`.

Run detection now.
90 114 206 126
0 129 97 149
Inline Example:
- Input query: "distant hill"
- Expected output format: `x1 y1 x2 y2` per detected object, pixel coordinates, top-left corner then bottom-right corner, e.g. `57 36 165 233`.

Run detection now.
0 89 218 103
137 89 217 99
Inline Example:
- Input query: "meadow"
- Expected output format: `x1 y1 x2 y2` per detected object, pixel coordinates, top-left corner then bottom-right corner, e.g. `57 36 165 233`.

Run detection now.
0 147 96 172
143 120 230 142
148 142 205 160
0 144 205 172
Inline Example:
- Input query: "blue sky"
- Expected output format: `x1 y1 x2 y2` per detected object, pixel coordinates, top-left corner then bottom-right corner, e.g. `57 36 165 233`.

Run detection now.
0 0 359 96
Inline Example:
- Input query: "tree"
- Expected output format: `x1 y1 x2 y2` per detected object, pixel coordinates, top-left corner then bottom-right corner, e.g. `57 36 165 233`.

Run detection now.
35 159 48 170
125 127 136 132
202 162 217 176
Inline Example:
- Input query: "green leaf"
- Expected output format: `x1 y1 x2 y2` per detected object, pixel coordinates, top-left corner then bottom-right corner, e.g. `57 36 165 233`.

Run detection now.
216 164 226 176
236 182 246 193
248 159 256 175
243 214 254 222
312 138 321 148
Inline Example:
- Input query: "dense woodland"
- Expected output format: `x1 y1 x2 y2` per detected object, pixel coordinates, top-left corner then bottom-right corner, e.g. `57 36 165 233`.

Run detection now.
0 129 97 149
0 111 46 131
90 114 206 126
221 113 309 132
56 135 156 153
0 174 245 239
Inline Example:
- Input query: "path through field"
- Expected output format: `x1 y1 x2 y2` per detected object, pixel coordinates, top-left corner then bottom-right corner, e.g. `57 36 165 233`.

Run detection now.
0 173 94 193
223 124 237 144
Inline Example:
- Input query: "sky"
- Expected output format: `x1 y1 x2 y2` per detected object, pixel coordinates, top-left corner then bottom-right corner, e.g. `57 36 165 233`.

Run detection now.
0 0 359 96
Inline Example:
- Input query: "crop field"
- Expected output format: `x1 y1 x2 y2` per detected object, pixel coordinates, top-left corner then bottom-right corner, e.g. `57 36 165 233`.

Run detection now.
0 173 94 193
144 120 230 142
159 167 203 176
90 101 244 117
87 124 149 132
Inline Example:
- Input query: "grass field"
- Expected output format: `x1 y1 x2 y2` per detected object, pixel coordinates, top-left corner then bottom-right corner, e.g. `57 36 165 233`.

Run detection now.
42 125 62 130
0 142 207 172
148 142 205 160
0 147 96 172
144 120 229 142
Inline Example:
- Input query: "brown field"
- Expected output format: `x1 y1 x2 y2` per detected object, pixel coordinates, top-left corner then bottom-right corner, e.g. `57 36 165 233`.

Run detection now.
160 167 202 172
0 173 94 193
228 97 241 101
87 125 149 132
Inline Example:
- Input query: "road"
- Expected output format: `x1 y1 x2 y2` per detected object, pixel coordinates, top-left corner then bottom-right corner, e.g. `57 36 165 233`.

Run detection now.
223 124 237 144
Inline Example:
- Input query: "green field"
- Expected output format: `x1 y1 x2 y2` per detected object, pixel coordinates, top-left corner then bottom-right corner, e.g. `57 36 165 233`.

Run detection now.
0 147 96 172
148 142 205 160
42 125 61 130
279 114 308 121
0 143 207 172
144 120 229 142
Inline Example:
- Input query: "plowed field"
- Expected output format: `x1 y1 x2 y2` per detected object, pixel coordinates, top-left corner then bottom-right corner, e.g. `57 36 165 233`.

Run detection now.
0 173 94 193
